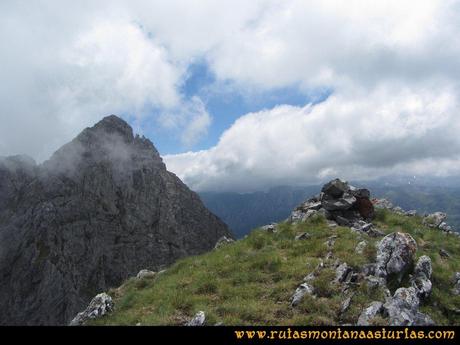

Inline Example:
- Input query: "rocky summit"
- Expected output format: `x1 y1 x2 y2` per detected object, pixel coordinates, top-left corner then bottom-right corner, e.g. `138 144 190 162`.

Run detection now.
0 115 232 325
81 178 460 326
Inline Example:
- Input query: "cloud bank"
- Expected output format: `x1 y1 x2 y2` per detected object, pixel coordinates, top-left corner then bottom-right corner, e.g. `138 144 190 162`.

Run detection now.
1 0 460 190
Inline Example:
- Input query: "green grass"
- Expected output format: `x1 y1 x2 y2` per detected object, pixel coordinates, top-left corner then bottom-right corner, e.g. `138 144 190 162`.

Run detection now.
91 210 460 326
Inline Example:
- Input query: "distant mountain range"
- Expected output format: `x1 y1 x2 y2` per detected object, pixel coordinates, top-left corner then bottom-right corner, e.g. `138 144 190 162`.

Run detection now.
200 181 460 238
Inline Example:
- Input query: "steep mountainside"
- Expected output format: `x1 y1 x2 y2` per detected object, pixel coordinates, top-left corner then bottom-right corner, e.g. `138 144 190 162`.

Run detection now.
0 115 231 325
200 183 460 238
88 179 460 326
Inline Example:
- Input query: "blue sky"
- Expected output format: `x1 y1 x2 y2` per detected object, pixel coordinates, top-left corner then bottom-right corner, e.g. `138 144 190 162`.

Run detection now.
135 62 332 155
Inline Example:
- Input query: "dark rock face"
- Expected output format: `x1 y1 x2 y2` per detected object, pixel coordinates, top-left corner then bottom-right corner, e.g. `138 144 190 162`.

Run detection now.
0 115 231 325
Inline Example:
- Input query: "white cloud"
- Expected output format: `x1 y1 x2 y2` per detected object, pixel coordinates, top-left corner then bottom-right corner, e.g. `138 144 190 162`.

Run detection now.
158 96 212 147
1 0 460 191
164 85 460 191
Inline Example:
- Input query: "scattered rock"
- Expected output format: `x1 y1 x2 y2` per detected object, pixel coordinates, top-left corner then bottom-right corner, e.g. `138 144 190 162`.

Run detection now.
410 255 432 299
452 272 460 295
376 232 417 279
295 232 312 241
335 215 351 227
69 293 114 326
439 248 450 259
423 212 447 228
261 223 277 233
355 240 368 254
357 301 384 326
340 295 353 314
439 222 452 232
405 210 417 217
214 236 235 249
291 283 314 307
383 287 434 326
185 311 206 326
136 269 156 279
322 194 356 211
335 263 352 283
321 179 349 198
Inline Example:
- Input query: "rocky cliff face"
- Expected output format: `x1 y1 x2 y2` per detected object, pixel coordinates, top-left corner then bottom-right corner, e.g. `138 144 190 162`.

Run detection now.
0 115 232 325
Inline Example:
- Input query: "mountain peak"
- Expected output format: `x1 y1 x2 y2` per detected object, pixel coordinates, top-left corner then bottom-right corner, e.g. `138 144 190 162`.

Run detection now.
89 114 134 141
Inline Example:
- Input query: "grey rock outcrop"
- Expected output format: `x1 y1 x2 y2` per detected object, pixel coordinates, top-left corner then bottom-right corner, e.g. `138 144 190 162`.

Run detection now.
0 115 232 325
291 283 314 307
185 311 206 326
376 232 417 279
423 212 447 228
357 301 384 326
383 287 434 326
136 269 156 279
410 255 432 299
453 273 460 295
214 236 234 249
69 293 113 326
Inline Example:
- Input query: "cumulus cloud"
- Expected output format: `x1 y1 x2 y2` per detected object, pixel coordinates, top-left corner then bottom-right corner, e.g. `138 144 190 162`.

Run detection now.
1 0 460 190
164 85 460 191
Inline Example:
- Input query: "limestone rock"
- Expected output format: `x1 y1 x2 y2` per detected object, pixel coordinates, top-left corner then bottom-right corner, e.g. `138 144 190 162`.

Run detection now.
321 178 349 198
185 311 206 326
214 236 235 249
291 283 314 307
357 301 384 326
355 240 368 254
376 232 417 278
261 223 277 232
423 212 447 228
136 269 156 279
69 293 113 326
452 272 460 295
383 287 434 326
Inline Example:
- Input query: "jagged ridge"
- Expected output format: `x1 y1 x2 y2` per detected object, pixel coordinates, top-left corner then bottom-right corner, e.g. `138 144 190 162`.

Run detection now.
0 115 232 325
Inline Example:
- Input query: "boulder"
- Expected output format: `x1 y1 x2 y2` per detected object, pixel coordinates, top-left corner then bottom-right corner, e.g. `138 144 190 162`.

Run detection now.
355 240 368 254
376 232 417 279
452 272 460 295
321 178 349 198
357 301 384 326
261 223 277 233
291 283 314 307
405 210 417 217
136 269 156 279
439 222 452 232
69 293 113 326
335 262 352 283
439 248 450 259
185 311 206 326
410 255 432 299
423 212 447 228
355 197 375 220
383 287 434 326
322 193 356 211
214 236 235 249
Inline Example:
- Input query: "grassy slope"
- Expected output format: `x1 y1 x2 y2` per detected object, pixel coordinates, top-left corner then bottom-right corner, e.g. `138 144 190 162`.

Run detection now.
92 210 460 326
